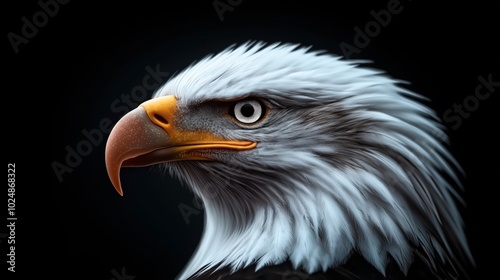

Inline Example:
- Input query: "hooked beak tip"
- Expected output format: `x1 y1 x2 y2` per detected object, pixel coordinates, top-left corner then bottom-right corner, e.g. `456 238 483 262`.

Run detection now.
117 189 124 196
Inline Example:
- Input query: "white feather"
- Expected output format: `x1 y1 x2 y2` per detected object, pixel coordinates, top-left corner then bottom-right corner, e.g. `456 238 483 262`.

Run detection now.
153 42 472 279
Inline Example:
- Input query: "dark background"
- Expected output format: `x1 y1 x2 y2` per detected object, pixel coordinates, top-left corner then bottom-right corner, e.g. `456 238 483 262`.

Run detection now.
4 0 499 279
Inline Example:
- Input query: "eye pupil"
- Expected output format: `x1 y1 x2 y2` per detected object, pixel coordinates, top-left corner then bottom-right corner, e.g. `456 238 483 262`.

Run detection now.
240 104 255 117
232 99 266 124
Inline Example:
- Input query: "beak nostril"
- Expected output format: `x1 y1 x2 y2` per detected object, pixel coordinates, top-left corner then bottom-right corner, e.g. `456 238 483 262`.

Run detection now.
154 114 169 125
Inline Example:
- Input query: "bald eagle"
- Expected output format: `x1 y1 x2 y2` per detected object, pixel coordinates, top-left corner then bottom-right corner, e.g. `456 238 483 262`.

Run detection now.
105 42 473 279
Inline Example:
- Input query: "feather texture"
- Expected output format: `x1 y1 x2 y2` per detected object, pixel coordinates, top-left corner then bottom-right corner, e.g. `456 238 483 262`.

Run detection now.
152 42 472 279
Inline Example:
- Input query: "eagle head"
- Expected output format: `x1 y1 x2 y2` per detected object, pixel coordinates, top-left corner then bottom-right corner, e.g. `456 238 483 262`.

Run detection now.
105 42 472 279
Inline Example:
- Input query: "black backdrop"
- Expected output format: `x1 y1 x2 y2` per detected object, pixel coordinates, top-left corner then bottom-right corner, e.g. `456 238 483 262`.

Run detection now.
4 1 499 279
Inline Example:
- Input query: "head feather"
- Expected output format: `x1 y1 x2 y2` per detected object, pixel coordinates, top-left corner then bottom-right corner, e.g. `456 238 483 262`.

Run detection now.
154 42 472 279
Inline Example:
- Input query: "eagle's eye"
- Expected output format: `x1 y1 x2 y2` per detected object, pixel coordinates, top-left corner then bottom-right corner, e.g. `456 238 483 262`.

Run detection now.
231 99 266 125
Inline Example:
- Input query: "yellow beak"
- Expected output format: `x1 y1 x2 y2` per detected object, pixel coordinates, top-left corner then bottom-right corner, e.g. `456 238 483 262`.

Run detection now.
105 95 256 196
